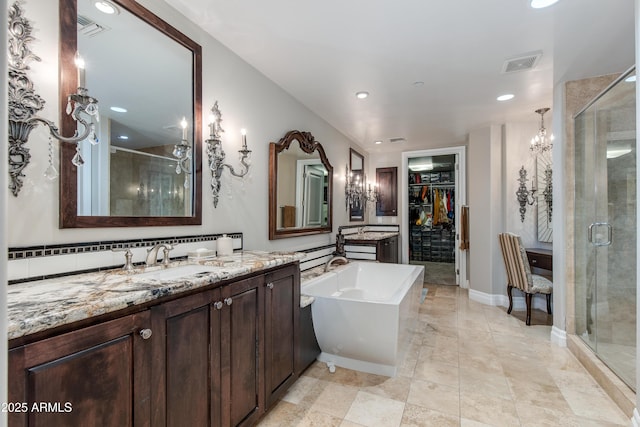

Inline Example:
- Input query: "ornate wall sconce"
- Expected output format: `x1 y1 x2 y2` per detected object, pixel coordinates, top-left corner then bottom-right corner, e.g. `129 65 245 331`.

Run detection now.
516 166 536 222
205 102 251 207
344 165 379 211
8 1 99 196
541 164 553 223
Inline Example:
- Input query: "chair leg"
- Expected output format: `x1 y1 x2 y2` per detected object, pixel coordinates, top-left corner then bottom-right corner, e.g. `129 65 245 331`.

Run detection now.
507 285 514 314
525 293 532 326
546 294 552 315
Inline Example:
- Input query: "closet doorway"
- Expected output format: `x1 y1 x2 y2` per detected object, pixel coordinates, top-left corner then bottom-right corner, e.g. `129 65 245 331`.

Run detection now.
401 147 467 287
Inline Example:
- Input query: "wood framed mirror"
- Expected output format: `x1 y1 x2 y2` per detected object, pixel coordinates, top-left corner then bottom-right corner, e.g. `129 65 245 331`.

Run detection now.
59 0 202 228
349 148 365 221
269 130 333 240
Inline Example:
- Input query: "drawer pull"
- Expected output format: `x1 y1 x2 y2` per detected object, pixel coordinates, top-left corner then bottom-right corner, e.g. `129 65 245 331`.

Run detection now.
139 329 153 340
224 298 233 306
266 282 274 289
214 301 223 310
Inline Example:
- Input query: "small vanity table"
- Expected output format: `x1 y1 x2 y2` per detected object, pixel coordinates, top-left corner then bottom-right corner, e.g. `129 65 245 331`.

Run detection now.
525 248 553 274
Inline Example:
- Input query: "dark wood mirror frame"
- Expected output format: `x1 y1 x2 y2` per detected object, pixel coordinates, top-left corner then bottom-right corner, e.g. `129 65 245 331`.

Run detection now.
269 130 333 240
58 0 202 228
349 148 365 222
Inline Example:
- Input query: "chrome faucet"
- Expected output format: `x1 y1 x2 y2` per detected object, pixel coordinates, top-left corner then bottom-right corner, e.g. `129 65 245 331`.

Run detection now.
325 256 348 272
146 243 174 267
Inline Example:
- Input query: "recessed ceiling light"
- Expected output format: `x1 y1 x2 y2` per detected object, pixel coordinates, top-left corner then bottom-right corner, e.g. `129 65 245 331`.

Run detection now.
110 106 127 113
95 1 119 14
625 75 636 82
497 94 515 101
117 135 129 140
355 91 369 99
374 140 383 145
412 81 424 87
530 0 560 9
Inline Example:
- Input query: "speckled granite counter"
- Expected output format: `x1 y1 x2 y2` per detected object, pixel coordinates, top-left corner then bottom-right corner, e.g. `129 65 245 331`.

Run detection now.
8 250 305 341
344 231 398 241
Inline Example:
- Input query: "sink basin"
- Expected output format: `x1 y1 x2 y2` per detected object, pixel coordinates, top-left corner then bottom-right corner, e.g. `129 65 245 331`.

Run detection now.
131 264 224 281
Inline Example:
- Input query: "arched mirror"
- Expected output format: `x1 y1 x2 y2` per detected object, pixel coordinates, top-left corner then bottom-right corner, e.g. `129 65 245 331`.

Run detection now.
59 0 202 227
269 130 333 239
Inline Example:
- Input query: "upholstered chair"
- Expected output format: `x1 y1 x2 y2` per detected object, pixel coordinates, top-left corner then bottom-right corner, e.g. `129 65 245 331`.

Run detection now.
498 232 552 325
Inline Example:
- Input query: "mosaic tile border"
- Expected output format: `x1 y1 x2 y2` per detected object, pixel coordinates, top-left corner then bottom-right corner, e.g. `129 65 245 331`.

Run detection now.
8 233 243 260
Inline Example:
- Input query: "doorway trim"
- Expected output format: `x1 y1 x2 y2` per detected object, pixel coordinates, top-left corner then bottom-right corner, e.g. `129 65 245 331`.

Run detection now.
401 146 467 288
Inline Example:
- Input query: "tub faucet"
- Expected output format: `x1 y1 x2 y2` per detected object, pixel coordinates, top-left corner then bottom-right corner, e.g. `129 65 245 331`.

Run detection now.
146 243 174 266
325 256 348 272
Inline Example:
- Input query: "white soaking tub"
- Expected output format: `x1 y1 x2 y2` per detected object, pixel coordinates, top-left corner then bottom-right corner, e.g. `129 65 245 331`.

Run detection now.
302 261 424 376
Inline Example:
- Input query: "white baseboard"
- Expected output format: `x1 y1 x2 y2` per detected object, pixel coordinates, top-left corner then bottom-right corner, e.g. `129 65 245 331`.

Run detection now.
550 326 567 347
632 408 640 427
467 289 551 312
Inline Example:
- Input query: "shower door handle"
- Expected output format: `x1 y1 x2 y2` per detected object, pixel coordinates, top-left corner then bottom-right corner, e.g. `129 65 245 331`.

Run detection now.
588 222 612 246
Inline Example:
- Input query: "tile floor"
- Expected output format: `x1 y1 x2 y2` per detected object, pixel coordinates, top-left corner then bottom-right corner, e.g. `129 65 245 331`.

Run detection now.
258 284 631 426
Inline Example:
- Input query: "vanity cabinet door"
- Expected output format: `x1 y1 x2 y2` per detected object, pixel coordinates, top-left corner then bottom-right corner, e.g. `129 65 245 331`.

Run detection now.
264 264 300 408
220 275 265 427
377 236 399 263
150 289 220 427
8 311 152 427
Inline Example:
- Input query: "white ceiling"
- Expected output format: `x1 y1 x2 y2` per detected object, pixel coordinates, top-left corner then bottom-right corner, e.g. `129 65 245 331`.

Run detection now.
165 0 635 153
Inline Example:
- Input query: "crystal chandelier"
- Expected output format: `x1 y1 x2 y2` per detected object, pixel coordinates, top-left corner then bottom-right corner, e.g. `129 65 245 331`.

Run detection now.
344 165 379 211
530 107 554 155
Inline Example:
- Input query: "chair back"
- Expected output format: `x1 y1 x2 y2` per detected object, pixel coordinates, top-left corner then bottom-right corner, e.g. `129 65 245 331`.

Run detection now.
498 232 532 292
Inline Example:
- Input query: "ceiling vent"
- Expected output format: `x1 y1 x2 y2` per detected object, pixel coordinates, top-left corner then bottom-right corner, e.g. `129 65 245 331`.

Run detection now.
389 137 406 144
77 14 109 37
501 51 542 73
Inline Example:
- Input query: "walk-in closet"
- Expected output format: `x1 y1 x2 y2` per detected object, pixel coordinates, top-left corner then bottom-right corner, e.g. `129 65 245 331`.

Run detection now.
408 154 458 285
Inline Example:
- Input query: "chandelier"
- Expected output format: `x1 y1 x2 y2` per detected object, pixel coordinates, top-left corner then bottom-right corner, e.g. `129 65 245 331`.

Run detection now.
344 165 379 211
530 107 554 155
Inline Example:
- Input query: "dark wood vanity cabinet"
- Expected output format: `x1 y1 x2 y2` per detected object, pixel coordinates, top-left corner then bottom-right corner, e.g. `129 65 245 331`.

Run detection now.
9 263 301 427
8 311 152 427
377 235 399 263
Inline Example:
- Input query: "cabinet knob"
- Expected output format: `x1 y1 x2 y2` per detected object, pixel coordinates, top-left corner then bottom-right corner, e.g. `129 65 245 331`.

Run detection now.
224 297 233 306
214 301 223 310
266 282 274 289
139 329 153 340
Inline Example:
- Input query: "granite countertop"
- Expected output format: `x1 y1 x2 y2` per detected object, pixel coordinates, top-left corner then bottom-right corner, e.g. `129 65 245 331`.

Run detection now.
344 231 399 241
8 250 305 341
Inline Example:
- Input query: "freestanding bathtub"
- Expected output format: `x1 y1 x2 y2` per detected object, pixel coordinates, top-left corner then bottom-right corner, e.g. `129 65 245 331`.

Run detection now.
302 261 424 376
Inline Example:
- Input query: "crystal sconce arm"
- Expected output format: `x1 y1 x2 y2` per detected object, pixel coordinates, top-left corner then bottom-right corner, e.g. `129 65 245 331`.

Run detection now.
7 2 99 196
205 101 251 207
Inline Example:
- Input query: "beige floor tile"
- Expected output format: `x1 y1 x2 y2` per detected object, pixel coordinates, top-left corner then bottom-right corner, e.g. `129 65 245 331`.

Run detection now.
559 388 629 425
459 366 512 400
413 358 460 387
406 378 460 417
344 391 405 427
281 375 320 405
309 382 359 419
401 402 459 427
258 284 630 427
460 390 520 427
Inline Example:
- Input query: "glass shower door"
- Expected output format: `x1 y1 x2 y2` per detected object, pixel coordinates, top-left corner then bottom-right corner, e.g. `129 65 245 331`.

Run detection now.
574 69 636 390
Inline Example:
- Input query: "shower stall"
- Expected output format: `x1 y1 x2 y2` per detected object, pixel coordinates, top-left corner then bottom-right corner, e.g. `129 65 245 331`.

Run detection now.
574 67 636 390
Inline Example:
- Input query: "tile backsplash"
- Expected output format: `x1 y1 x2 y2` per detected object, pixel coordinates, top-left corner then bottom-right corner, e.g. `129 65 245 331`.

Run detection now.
8 233 243 284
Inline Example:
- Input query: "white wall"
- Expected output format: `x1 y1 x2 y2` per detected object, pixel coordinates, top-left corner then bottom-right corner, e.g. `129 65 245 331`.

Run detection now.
468 126 505 296
7 0 367 252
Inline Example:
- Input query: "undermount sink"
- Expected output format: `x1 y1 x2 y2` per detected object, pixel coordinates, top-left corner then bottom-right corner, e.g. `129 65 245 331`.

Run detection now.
131 264 224 281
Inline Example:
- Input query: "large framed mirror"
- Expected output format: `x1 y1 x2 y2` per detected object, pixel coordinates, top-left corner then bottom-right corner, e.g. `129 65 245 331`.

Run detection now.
269 130 333 239
59 0 202 227
349 148 365 221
